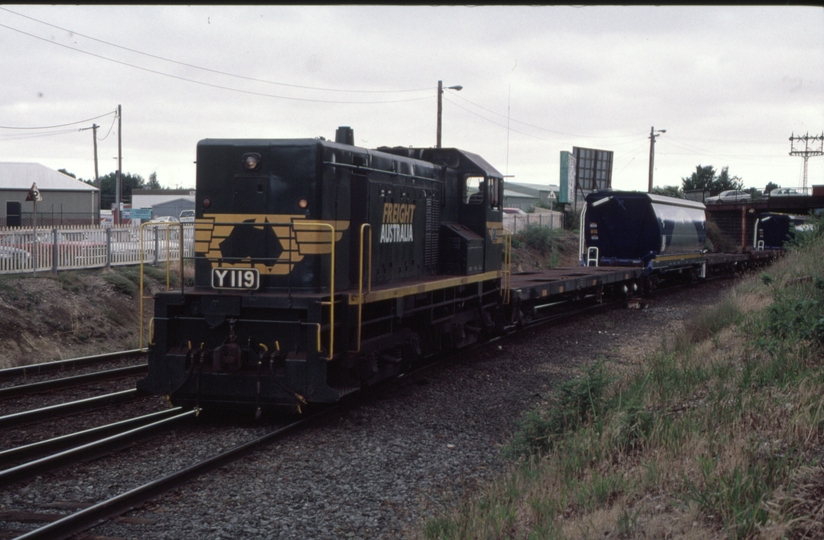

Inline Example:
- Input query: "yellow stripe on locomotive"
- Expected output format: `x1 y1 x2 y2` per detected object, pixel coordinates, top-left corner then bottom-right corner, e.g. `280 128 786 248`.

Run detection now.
194 213 349 275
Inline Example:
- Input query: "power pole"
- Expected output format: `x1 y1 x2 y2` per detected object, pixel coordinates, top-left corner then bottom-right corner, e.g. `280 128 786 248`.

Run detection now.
789 132 824 194
648 126 666 193
436 80 462 148
436 80 443 149
78 123 100 189
116 104 122 225
92 124 99 188
79 124 100 187
79 123 101 224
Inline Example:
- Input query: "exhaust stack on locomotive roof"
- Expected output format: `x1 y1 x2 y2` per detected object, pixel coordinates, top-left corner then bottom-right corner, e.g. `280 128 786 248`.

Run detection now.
335 126 354 145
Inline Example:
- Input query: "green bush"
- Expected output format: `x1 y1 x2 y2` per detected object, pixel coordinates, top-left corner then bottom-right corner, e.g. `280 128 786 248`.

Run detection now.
102 270 137 296
767 296 824 345
509 362 612 457
57 271 85 293
514 224 569 257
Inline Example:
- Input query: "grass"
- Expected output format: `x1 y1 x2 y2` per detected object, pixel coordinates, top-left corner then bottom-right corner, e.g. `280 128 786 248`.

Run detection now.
511 226 578 269
103 263 187 296
424 215 824 539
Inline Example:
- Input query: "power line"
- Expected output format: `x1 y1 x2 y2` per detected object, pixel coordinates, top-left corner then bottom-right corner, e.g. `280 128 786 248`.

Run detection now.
449 92 647 140
0 7 433 97
0 128 81 141
0 110 116 130
0 21 431 104
2 7 430 94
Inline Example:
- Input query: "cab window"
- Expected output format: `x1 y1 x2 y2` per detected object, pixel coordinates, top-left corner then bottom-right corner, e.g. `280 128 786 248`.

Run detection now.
488 177 501 209
464 176 485 205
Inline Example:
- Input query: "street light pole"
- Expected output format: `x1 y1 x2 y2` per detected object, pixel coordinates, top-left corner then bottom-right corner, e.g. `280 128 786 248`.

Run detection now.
648 126 666 193
436 80 462 148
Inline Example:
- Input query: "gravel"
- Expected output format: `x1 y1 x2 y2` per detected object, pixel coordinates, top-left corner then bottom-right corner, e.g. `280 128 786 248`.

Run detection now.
0 279 737 539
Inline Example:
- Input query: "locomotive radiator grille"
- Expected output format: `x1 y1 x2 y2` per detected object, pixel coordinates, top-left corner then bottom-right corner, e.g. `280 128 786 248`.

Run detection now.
424 195 440 271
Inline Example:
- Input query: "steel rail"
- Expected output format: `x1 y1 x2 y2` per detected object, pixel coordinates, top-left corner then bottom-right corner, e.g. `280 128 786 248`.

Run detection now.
0 409 194 487
0 364 149 399
0 350 145 381
12 408 334 540
0 407 183 465
0 364 147 400
0 389 139 430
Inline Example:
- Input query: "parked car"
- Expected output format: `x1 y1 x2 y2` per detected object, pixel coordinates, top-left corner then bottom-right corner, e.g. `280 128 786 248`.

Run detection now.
704 190 752 204
0 240 31 268
769 188 802 197
179 209 195 222
502 207 528 216
149 216 180 223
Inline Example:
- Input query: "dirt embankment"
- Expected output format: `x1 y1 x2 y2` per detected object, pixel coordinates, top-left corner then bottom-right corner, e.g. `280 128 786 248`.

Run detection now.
0 269 160 369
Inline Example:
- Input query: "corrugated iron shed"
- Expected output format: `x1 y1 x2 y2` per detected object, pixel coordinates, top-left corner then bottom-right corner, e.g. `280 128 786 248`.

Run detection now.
0 163 98 192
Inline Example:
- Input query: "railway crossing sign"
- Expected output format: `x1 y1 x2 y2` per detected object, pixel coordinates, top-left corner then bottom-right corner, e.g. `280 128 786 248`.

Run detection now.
26 183 43 274
25 183 43 202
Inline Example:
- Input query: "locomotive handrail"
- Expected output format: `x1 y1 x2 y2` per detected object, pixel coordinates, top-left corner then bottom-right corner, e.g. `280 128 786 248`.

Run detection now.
292 221 336 361
501 228 512 305
352 223 373 352
139 221 185 351
359 223 373 295
323 160 440 183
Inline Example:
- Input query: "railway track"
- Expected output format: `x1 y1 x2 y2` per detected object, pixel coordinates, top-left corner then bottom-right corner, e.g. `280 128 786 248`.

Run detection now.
0 349 145 383
0 350 151 425
0 407 332 540
0 408 192 486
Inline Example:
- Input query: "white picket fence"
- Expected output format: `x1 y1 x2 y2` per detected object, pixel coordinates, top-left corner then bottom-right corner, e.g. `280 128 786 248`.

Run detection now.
0 224 195 274
504 211 565 233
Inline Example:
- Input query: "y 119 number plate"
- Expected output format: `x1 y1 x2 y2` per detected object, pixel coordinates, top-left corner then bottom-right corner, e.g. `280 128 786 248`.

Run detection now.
212 268 260 290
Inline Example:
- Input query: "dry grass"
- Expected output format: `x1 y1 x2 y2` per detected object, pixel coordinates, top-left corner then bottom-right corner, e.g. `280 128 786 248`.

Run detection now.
424 225 824 540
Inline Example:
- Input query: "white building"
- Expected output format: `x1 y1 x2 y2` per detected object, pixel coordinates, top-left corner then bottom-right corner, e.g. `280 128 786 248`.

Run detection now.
0 163 99 227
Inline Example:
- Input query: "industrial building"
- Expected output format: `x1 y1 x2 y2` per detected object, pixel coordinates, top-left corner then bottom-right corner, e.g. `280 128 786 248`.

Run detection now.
0 163 99 227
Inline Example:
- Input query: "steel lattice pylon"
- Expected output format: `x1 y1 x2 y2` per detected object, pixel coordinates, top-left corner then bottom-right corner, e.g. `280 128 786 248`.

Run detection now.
789 132 824 194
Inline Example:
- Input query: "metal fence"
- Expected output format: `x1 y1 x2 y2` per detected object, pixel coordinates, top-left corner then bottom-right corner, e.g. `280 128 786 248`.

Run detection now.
503 211 565 234
0 224 195 275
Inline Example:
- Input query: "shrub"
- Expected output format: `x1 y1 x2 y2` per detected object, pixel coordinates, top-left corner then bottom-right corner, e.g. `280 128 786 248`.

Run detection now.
102 271 137 296
509 362 612 457
514 224 567 256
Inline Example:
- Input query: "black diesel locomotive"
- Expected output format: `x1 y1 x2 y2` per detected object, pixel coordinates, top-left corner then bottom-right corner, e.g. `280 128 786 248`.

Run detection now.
138 127 508 411
138 128 776 413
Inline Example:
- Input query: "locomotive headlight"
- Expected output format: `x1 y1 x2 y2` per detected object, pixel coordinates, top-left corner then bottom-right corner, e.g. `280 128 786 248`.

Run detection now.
243 153 262 170
202 197 212 209
298 198 309 209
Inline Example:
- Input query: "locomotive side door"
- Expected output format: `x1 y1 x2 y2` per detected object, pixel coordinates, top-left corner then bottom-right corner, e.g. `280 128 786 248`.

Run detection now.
458 174 503 272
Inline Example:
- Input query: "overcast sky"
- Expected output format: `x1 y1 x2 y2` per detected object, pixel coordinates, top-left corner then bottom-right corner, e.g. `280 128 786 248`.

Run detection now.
1 5 822 194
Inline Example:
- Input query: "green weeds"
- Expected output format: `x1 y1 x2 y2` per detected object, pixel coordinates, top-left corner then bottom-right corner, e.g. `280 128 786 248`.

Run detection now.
424 219 824 539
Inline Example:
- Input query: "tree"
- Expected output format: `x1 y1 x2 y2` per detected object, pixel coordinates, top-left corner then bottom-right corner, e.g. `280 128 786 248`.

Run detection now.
765 181 779 193
681 165 716 192
681 165 743 195
146 172 162 190
97 171 146 210
652 185 684 199
713 166 743 193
